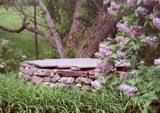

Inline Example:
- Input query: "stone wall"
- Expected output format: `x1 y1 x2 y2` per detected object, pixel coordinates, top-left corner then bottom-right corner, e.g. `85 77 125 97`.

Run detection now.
19 60 102 91
19 59 136 92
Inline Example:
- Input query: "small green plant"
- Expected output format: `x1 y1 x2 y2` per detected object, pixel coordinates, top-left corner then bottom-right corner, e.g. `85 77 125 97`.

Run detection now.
127 66 160 113
0 39 25 72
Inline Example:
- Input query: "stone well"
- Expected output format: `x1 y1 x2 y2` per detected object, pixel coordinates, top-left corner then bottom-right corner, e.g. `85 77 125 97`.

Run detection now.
19 58 102 91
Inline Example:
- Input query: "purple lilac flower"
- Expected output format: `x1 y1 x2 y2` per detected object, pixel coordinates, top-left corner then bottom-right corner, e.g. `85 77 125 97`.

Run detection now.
153 17 160 30
154 58 160 66
115 36 125 43
108 2 120 15
97 62 105 69
103 64 112 73
127 0 137 8
128 26 143 37
117 51 127 59
119 83 138 96
99 44 112 58
137 6 147 16
96 62 112 73
116 23 130 34
143 0 154 6
145 36 157 46
95 68 101 77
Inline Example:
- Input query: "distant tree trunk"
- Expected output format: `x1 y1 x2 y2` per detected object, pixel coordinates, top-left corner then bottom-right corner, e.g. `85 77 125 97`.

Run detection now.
66 0 84 50
66 0 103 56
34 3 39 59
35 0 67 58
76 16 115 58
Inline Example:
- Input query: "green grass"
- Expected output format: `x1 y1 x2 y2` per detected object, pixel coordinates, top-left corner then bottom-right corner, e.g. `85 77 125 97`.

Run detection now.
0 73 130 113
0 7 58 59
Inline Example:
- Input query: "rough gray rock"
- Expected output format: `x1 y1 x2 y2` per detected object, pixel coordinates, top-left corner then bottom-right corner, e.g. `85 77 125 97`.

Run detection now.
42 77 51 82
75 83 82 88
57 83 70 88
30 76 43 84
33 69 51 77
75 77 92 85
58 77 75 84
115 60 131 68
51 74 61 82
81 85 92 91
23 74 31 81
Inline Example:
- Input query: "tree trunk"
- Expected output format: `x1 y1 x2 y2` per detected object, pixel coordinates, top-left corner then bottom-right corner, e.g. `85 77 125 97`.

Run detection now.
35 0 66 58
66 0 103 56
66 0 84 50
76 16 115 58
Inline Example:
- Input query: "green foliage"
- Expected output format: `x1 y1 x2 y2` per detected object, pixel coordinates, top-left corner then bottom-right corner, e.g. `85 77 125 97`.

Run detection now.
0 73 130 113
127 66 160 113
67 48 76 58
0 7 59 71
105 66 160 113
0 39 24 71
47 0 74 36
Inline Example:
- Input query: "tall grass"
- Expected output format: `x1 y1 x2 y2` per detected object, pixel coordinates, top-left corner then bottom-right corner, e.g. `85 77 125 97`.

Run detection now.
0 73 130 113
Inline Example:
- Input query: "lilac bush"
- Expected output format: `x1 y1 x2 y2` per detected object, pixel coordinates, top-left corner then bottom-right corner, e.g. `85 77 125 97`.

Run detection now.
144 36 157 46
128 26 143 37
116 23 130 34
154 58 160 66
96 0 160 74
127 0 137 8
107 2 120 15
137 6 147 16
153 17 160 30
143 0 154 6
119 83 138 96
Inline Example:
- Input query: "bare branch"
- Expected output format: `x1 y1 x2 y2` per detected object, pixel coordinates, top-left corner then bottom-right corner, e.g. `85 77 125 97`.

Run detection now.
34 0 67 58
91 0 103 12
0 17 56 47
0 18 27 33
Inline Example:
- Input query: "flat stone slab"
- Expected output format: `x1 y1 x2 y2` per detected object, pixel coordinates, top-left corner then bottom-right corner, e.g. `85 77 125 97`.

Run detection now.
25 58 100 69
54 69 88 77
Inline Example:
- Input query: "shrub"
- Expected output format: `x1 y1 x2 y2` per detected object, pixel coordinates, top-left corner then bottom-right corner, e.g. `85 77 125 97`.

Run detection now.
0 39 25 72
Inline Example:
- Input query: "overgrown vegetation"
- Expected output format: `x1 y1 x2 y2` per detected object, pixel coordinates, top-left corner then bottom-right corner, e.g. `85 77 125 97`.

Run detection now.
112 66 160 113
0 73 129 113
0 66 159 113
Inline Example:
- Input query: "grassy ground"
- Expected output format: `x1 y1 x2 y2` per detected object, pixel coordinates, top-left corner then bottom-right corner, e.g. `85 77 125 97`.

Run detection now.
0 73 130 113
0 7 58 59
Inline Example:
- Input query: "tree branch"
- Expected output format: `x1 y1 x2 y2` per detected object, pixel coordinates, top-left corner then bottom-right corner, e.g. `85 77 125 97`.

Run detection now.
0 18 27 33
34 0 66 58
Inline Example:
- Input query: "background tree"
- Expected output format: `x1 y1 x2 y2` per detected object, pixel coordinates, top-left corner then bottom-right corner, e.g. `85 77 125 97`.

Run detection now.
1 0 158 58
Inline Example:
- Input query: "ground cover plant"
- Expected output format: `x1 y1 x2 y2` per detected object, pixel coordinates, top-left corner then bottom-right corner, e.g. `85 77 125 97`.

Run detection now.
0 73 129 113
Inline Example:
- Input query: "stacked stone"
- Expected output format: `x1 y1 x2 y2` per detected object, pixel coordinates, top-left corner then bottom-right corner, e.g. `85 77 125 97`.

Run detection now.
19 62 101 91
